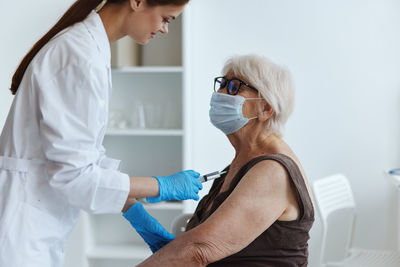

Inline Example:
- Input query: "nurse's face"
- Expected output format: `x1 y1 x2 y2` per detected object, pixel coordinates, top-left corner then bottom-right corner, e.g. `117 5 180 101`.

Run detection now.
125 0 186 44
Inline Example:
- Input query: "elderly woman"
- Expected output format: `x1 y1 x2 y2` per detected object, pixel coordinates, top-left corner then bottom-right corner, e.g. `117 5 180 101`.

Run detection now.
126 54 315 266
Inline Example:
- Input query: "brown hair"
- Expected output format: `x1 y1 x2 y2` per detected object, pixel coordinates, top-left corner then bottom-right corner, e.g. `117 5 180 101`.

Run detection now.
10 0 189 95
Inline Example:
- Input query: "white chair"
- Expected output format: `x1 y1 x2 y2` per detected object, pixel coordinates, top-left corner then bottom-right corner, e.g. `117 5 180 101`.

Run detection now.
313 174 400 267
170 213 193 237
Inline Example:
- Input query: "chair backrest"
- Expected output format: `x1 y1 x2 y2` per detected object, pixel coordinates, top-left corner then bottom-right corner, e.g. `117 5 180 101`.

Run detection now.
170 213 193 237
313 174 357 265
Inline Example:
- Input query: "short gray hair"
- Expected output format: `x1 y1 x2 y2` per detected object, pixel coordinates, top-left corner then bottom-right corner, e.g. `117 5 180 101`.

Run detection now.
222 54 295 136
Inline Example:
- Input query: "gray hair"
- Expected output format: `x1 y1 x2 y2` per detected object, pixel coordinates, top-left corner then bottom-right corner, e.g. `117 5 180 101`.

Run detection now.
222 54 295 136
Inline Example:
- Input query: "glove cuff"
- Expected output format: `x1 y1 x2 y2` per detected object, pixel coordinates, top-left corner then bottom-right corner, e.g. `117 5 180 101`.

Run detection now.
123 202 145 225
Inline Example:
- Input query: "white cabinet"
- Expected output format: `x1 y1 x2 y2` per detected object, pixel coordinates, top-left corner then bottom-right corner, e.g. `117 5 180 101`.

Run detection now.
64 12 193 267
83 204 183 267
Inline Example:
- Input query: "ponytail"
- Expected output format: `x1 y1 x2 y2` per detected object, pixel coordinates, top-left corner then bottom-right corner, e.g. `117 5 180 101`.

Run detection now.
10 0 105 95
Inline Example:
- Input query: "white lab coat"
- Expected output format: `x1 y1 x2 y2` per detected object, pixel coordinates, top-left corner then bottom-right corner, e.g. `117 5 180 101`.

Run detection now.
0 11 130 267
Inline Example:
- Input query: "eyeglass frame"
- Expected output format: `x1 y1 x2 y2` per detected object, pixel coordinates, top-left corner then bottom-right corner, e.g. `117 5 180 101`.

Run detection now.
214 76 259 95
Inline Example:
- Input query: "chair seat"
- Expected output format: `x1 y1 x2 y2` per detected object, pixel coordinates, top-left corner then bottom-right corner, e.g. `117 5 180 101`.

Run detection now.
327 248 400 267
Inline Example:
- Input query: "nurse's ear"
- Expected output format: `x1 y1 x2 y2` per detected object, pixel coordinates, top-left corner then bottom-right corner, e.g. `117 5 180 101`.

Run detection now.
257 101 274 122
130 0 143 11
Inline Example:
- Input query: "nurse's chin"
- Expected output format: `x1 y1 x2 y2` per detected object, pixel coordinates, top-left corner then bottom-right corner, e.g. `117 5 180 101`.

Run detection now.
127 36 147 45
136 39 149 45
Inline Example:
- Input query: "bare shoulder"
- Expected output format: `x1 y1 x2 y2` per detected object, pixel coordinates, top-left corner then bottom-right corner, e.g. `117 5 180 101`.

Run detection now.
234 159 291 202
242 158 291 187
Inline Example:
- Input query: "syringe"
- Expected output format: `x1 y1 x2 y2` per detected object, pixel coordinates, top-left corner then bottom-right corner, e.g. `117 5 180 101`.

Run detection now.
197 170 227 183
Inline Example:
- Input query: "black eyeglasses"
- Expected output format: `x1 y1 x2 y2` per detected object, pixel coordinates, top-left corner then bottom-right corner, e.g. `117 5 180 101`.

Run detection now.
214 76 259 95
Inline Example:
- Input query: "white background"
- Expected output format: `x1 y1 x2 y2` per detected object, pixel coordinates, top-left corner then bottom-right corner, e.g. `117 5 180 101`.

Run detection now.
185 0 400 265
0 0 399 266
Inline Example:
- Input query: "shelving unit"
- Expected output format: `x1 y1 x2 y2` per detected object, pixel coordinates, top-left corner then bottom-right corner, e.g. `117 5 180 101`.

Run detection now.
111 66 184 73
81 202 183 267
106 129 184 137
64 13 190 267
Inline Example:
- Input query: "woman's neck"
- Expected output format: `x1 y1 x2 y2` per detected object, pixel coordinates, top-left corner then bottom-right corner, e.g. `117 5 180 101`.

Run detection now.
98 3 129 43
229 132 282 165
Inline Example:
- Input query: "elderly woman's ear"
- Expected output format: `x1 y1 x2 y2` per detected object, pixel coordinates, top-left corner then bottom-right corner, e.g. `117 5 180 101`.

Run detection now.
257 101 274 121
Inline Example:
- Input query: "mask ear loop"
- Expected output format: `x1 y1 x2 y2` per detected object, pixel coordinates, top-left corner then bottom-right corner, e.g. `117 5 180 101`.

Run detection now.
244 97 264 120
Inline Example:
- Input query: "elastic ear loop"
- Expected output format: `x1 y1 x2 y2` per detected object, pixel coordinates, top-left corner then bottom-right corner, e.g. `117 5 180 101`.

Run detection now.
244 97 264 120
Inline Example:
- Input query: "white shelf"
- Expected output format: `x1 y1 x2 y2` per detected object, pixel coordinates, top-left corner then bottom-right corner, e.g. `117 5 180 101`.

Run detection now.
143 201 183 210
106 128 184 136
87 245 151 260
112 66 183 73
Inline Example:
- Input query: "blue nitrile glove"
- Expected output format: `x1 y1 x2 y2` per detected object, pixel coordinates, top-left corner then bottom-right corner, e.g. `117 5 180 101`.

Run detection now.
123 202 175 253
146 170 203 203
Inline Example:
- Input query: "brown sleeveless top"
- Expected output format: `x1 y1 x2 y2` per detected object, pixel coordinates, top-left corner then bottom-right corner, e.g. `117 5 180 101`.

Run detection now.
186 154 315 267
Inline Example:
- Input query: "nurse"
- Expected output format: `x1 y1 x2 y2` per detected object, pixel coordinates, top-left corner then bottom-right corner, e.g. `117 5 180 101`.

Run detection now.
0 0 200 266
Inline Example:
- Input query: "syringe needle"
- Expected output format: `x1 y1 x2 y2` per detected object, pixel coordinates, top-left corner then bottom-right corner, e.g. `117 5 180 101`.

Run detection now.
198 171 226 183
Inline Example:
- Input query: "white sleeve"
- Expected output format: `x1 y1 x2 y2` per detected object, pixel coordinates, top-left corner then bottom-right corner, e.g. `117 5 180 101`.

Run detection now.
37 62 130 214
98 145 122 170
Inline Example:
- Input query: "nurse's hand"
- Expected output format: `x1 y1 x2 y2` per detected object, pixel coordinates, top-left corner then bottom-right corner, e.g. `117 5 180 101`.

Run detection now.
146 170 202 203
123 202 175 253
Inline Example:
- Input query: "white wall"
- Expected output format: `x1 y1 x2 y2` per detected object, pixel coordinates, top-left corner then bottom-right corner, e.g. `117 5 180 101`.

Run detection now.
0 0 75 126
186 0 400 265
1 0 399 266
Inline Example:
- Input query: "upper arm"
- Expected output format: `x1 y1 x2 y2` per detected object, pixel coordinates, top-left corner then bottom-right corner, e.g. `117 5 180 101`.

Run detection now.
38 63 105 165
36 63 129 213
188 160 291 263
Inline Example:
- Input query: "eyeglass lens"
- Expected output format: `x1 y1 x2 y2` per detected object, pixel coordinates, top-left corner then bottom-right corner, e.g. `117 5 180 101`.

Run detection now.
215 77 241 95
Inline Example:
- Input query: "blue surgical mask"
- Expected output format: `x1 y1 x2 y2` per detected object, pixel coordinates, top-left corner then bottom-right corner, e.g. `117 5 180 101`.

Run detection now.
209 92 261 134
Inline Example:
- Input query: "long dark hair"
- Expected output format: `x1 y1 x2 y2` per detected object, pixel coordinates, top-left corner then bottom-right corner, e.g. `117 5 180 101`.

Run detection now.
10 0 189 95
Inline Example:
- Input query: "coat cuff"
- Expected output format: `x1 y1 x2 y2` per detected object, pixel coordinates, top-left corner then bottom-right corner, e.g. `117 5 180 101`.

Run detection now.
98 156 122 170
